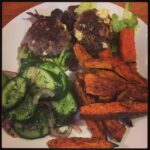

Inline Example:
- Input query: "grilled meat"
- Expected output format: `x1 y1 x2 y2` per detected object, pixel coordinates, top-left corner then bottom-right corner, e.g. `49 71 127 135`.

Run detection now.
74 10 113 57
22 16 71 57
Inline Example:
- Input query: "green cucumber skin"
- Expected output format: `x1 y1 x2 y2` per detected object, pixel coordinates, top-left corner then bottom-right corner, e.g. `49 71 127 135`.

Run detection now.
2 77 27 109
51 92 77 125
21 67 56 91
20 60 69 98
13 122 49 139
20 61 77 125
38 62 69 98
9 95 36 121
13 109 49 139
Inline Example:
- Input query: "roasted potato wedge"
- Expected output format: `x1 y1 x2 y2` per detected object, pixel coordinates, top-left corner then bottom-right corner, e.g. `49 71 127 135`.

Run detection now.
47 137 118 148
80 102 147 120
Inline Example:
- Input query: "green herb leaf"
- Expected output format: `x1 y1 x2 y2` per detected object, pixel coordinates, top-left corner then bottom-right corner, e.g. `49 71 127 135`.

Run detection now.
111 14 127 32
123 2 131 19
111 2 138 33
128 15 138 28
18 47 31 60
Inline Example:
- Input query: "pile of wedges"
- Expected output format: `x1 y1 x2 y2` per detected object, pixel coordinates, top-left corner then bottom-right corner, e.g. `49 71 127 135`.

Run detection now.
47 29 147 148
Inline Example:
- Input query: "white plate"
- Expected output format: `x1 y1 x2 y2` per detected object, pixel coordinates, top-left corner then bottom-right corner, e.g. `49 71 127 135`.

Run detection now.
2 2 148 148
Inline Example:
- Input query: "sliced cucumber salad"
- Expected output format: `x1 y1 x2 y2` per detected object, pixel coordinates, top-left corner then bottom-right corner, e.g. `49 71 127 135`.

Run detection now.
2 49 77 139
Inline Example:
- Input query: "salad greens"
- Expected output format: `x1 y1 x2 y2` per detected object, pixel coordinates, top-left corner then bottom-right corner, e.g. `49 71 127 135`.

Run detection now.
74 2 97 15
18 47 32 59
54 49 72 70
123 2 131 19
19 47 71 70
111 2 138 33
2 46 77 139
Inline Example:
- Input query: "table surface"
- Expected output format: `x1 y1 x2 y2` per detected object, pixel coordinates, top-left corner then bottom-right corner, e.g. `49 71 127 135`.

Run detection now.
2 2 148 27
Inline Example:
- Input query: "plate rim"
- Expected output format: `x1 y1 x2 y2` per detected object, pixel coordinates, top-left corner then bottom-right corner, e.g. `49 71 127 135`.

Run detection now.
2 2 148 148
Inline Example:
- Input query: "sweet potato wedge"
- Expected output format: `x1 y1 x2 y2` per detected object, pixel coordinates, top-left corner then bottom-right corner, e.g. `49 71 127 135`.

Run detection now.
75 72 115 102
84 73 126 97
73 42 147 86
102 120 126 142
127 62 137 73
117 85 148 102
74 78 95 105
86 120 106 139
95 70 126 82
100 57 147 87
74 71 146 144
80 102 147 120
84 58 112 69
120 28 136 63
112 59 147 87
131 72 148 87
98 48 134 82
73 43 92 66
127 87 147 102
98 48 113 60
74 76 108 140
83 56 147 86
47 137 118 148
98 121 107 132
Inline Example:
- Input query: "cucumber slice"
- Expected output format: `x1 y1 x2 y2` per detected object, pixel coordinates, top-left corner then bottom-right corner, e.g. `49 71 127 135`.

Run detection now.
9 95 36 121
20 60 68 98
9 88 54 121
38 62 69 98
21 67 56 91
2 77 27 109
51 92 77 124
38 62 62 75
13 109 49 139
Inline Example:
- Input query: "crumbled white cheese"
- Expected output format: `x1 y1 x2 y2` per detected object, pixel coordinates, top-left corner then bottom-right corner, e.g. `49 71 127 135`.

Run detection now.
104 18 110 24
43 51 48 56
74 29 83 41
102 42 108 48
96 9 109 19
63 24 67 31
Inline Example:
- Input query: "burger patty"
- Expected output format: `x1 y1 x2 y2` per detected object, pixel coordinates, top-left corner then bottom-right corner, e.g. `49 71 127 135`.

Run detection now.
22 16 71 57
74 9 113 57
